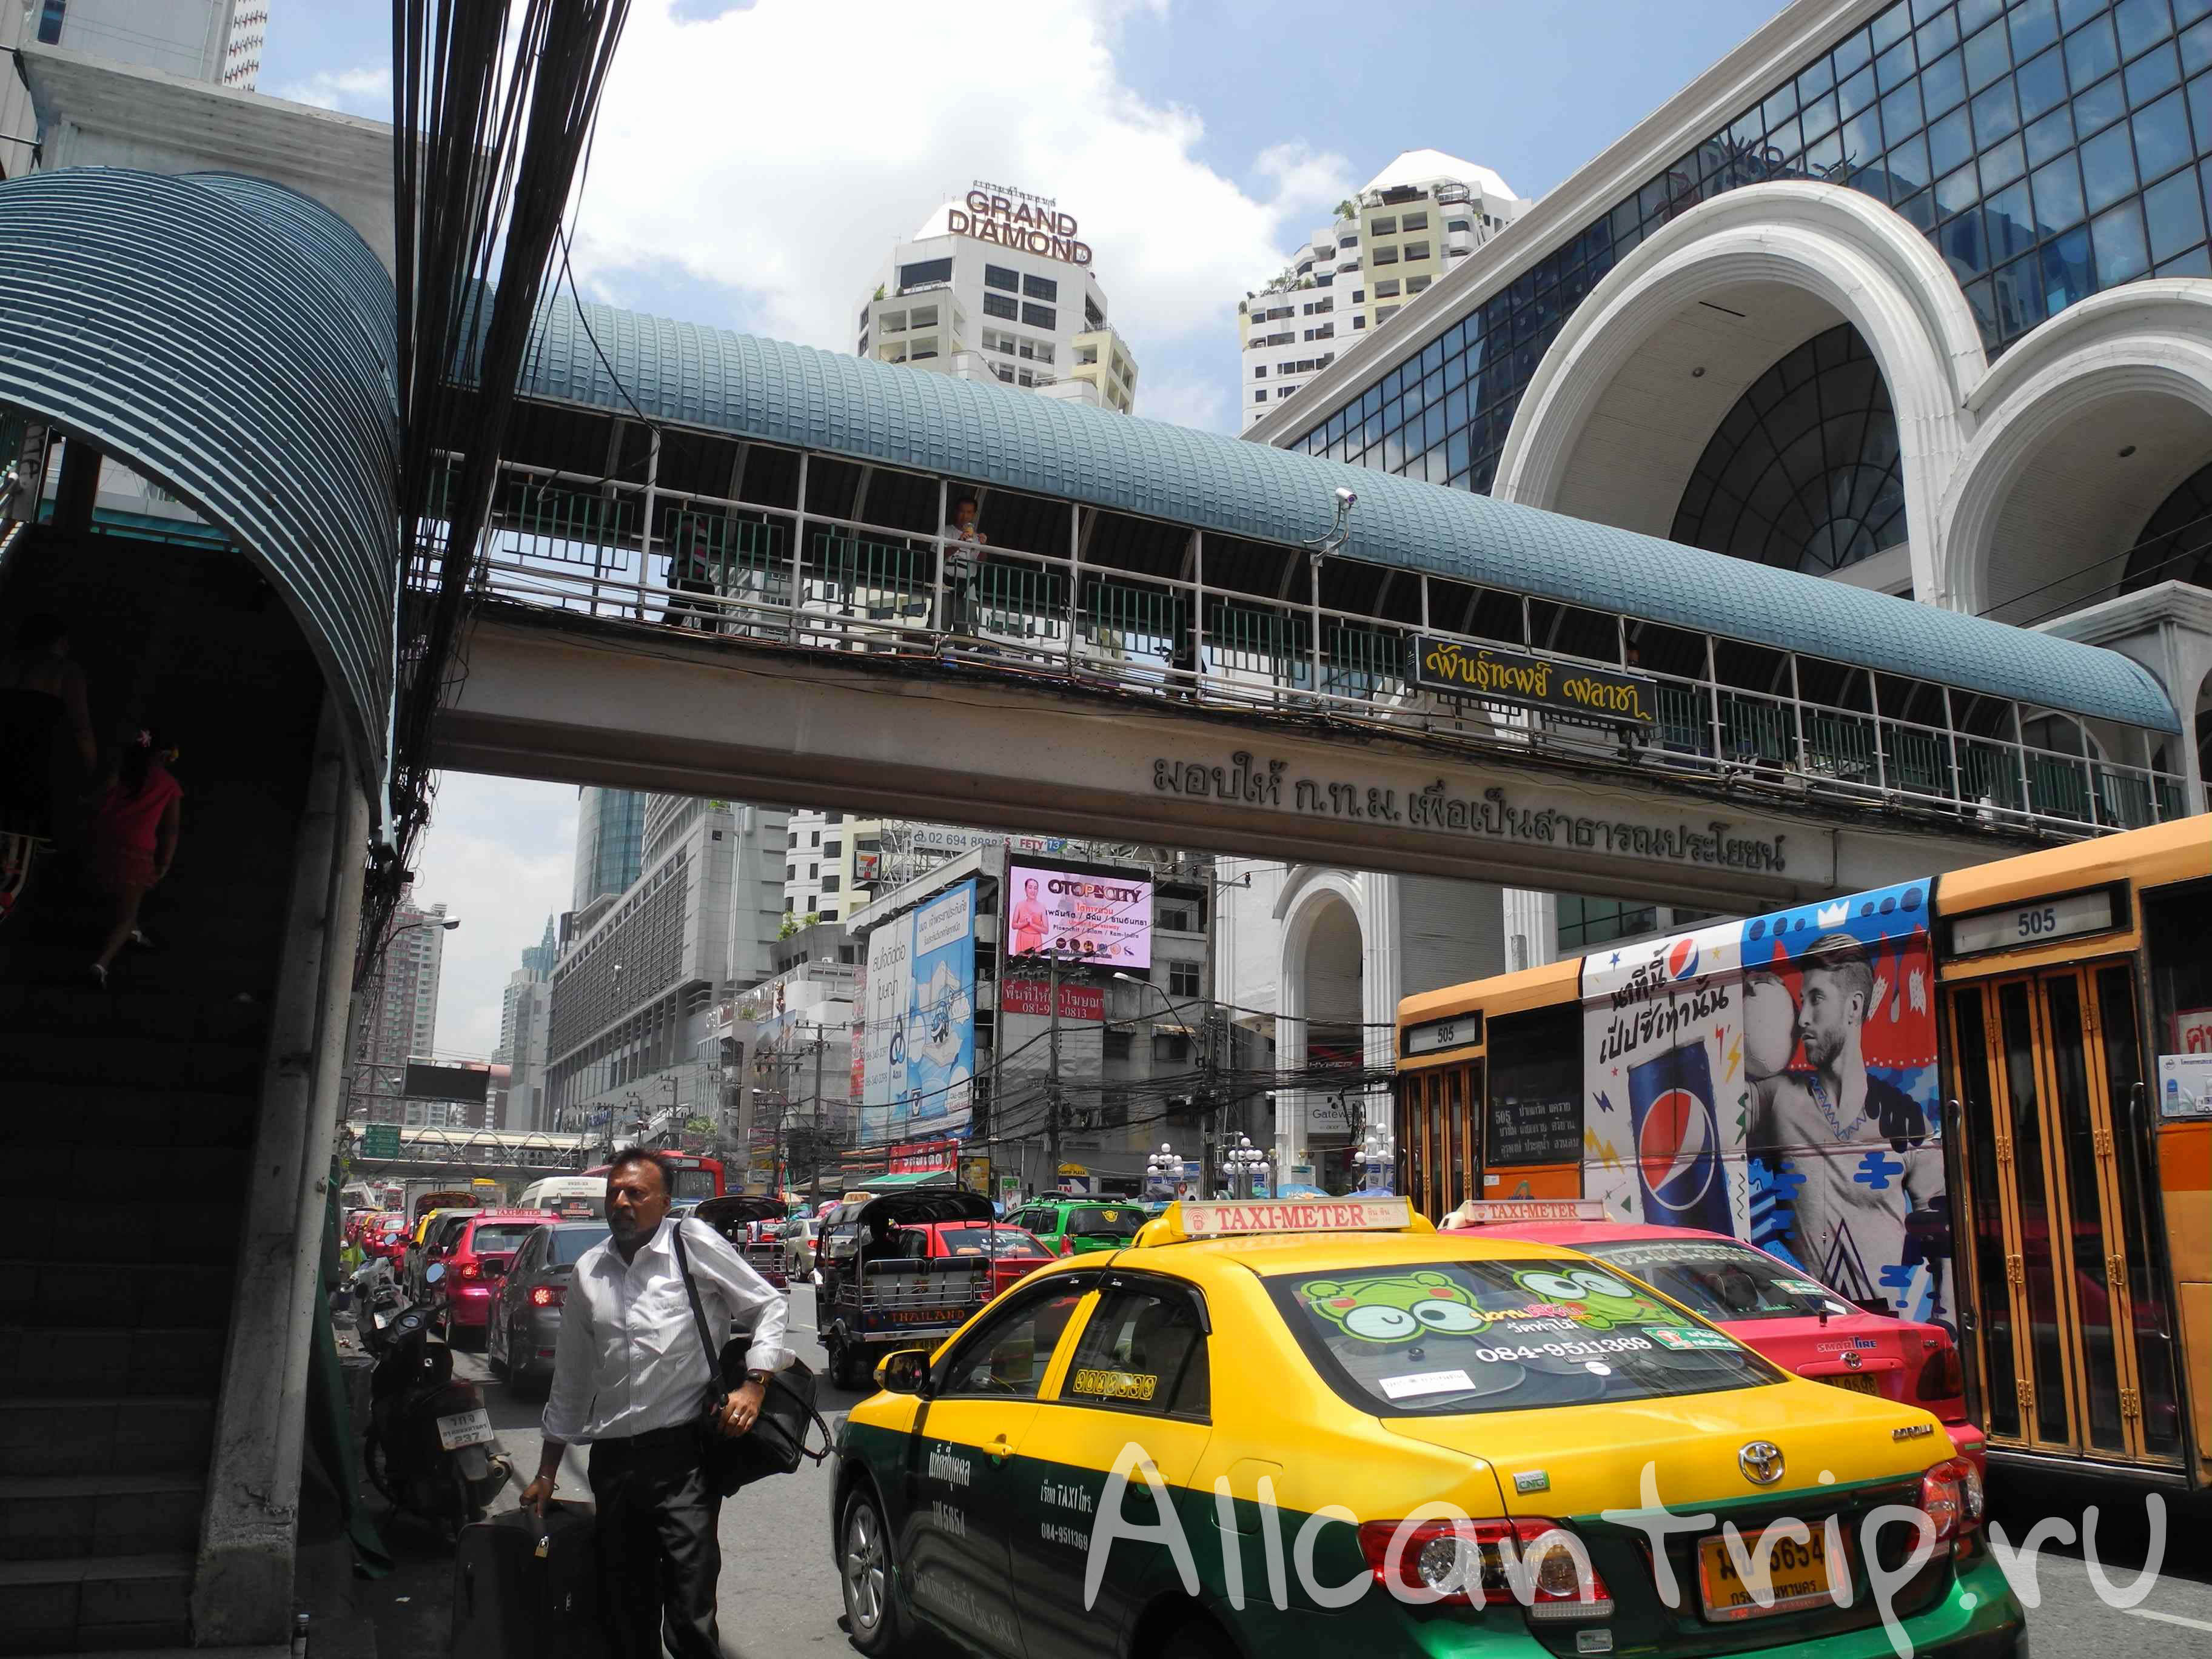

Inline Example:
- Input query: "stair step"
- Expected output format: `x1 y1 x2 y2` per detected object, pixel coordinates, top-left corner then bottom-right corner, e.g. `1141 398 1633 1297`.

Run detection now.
0 1034 264 1091
0 981 269 1045
0 1086 256 1148
0 1326 227 1398
0 1205 242 1268
0 1396 215 1477
0 1259 235 1327
0 1551 194 1652
0 1473 206 1562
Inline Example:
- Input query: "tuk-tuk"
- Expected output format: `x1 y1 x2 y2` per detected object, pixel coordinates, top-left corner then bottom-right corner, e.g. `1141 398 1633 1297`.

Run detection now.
691 1195 791 1292
817 1189 996 1388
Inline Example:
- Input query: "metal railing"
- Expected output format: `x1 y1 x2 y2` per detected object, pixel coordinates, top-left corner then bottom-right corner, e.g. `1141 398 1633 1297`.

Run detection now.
434 447 2196 843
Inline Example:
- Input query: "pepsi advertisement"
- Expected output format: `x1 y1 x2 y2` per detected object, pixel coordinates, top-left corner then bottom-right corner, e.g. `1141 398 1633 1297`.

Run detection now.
1581 920 1751 1241
1578 881 1948 1326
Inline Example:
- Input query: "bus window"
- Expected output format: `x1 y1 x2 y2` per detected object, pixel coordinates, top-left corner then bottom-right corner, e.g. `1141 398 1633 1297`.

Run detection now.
1486 1004 1580 1170
2094 961 2182 1461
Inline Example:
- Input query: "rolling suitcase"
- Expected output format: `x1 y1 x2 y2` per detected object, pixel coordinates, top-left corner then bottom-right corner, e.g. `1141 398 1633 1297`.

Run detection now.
450 1501 608 1658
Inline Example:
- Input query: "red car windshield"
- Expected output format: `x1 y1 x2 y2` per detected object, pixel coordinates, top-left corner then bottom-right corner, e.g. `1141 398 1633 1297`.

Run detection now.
1575 1238 1858 1323
937 1225 1048 1258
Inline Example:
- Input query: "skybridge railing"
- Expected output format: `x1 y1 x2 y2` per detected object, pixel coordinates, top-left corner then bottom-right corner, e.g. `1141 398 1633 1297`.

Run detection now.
431 447 2194 842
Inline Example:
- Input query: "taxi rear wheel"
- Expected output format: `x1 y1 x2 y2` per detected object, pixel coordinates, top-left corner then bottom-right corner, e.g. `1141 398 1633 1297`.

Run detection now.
840 1487 908 1654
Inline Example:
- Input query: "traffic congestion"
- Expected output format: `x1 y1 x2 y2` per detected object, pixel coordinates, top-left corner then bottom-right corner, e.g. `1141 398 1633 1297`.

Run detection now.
323 1160 2163 1658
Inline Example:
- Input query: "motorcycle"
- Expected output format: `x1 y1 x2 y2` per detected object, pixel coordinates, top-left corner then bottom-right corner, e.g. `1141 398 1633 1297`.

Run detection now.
360 1261 508 1536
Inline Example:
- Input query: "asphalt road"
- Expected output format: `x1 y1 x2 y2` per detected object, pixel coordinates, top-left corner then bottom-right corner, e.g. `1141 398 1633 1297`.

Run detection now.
440 1285 2212 1658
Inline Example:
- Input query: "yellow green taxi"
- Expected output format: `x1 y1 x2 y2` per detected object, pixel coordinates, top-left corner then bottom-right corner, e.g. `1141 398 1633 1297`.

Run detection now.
831 1197 2023 1659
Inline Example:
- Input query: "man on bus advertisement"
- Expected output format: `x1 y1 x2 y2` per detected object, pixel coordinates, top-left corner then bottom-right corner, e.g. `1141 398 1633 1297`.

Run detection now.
1741 883 1948 1326
1579 881 1949 1328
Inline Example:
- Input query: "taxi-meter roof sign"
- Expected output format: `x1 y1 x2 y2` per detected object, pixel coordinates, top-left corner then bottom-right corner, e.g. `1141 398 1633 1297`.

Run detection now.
1154 1196 1418 1241
1444 1198 1606 1226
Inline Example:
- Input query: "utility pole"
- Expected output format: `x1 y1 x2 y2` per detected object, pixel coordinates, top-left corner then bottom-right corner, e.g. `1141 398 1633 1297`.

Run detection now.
1044 946 1064 1187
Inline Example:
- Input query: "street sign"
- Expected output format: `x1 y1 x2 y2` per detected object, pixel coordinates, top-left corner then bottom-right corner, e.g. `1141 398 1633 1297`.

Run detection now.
361 1124 401 1159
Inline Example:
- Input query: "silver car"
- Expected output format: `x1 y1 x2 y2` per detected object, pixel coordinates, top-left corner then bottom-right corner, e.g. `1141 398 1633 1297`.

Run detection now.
781 1216 820 1276
487 1219 611 1393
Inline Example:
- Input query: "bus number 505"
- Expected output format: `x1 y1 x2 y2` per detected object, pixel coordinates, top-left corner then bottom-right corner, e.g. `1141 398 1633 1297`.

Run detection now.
2017 906 2058 937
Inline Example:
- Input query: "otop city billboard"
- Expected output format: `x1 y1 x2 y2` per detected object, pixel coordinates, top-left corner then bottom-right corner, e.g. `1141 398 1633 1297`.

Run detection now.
1005 863 1151 970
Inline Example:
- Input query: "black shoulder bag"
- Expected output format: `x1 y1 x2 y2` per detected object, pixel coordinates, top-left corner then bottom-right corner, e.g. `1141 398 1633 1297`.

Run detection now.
671 1220 833 1495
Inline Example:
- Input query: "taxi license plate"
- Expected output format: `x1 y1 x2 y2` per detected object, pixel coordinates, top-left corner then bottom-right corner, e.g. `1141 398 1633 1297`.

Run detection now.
436 1408 494 1452
1822 1372 1882 1396
1698 1525 1843 1621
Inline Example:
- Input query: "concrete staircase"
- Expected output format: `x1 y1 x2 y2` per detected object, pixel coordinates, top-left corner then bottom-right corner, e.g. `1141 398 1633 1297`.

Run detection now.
0 527 324 1651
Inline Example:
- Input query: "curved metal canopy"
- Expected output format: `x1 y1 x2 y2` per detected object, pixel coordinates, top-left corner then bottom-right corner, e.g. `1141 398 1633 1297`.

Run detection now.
514 298 2180 734
0 167 399 782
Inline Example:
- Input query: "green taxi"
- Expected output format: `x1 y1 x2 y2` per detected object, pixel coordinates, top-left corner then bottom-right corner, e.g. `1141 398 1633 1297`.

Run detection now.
831 1197 2022 1659
1010 1198 1147 1257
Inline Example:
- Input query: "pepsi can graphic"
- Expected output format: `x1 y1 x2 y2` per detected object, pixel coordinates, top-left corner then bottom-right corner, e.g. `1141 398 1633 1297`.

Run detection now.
1628 1042 1734 1232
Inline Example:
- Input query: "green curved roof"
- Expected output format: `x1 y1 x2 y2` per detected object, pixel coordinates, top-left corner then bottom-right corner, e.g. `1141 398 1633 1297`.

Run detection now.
516 299 2179 733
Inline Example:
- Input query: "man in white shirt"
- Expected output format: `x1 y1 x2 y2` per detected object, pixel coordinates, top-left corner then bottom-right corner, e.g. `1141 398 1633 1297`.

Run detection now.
941 494 987 637
522 1147 789 1658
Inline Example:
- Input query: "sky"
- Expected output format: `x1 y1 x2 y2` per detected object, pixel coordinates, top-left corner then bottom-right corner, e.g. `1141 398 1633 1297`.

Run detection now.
260 0 1782 1057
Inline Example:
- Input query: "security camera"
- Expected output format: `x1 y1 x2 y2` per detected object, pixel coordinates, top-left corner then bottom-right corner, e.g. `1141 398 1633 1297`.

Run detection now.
1334 487 1357 509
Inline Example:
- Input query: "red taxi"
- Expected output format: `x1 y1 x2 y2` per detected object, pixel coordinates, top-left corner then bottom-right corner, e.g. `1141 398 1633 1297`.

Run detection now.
435 1208 557 1339
911 1218 1054 1298
1446 1199 1985 1477
361 1212 411 1264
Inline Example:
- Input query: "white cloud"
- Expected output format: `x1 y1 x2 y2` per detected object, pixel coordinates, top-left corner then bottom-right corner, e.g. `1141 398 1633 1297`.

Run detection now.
409 774 578 1059
276 64 391 116
569 0 1353 426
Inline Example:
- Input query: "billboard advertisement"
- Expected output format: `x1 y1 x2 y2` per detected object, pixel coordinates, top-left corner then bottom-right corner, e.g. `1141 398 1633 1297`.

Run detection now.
1578 880 1946 1324
1007 863 1152 969
862 879 977 1141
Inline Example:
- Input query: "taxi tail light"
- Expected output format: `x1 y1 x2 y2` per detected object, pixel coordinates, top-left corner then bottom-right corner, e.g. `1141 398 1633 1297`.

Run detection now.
1357 1518 1612 1618
459 1260 481 1281
1915 1340 1965 1403
529 1285 562 1307
1917 1457 1983 1541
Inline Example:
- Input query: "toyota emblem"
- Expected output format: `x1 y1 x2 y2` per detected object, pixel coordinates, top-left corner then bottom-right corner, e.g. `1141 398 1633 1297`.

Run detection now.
1738 1441 1785 1486
1843 1351 1863 1371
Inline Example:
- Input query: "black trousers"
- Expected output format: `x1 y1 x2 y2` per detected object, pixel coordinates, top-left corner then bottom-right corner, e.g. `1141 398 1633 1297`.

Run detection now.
588 1426 723 1659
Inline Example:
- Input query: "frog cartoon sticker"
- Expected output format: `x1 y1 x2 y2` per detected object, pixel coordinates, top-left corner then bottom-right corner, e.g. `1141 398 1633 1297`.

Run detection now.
1301 1272 1491 1343
1510 1265 1688 1331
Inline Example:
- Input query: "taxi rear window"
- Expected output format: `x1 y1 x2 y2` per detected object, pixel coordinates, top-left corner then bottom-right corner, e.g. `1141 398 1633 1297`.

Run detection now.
937 1225 1047 1257
1270 1258 1777 1416
469 1222 543 1255
1070 1207 1141 1235
1574 1239 1857 1324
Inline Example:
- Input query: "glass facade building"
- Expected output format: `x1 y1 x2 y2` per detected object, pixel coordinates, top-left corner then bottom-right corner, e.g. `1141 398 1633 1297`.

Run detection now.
571 785 647 914
1287 0 2212 575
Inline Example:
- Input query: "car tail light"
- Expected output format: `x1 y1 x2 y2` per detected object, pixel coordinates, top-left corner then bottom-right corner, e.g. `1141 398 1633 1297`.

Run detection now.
530 1285 563 1307
460 1260 481 1281
1356 1518 1612 1618
1915 1339 1965 1402
1917 1456 1983 1540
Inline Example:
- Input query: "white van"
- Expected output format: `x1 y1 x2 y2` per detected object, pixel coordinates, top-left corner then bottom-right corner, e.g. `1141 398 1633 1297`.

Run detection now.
517 1176 605 1221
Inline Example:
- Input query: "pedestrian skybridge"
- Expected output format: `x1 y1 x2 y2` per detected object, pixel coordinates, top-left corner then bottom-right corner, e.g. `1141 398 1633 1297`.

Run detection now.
434 298 2195 908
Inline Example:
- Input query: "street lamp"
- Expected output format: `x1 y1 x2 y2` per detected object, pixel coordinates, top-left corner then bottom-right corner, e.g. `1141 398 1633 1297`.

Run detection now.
1224 1134 1270 1201
1143 1142 1182 1205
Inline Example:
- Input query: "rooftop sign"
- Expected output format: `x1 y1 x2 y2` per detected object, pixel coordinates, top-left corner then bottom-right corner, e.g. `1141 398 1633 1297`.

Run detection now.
950 185 1092 267
1152 1196 1418 1241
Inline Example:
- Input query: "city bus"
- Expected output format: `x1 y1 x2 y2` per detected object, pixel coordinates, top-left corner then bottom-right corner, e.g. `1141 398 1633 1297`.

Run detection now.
580 1151 727 1202
1397 817 2209 1489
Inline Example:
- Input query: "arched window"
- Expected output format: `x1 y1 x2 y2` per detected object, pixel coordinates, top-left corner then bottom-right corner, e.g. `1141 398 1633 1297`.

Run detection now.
2121 459 2212 595
1670 323 1906 574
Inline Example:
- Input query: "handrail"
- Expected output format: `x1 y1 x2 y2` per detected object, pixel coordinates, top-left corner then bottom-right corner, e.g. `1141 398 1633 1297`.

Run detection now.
435 447 2191 843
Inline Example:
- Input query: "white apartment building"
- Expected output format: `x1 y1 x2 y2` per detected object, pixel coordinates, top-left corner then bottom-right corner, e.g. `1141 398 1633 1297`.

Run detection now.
857 183 1139 414
1239 149 1527 430
28 0 266 88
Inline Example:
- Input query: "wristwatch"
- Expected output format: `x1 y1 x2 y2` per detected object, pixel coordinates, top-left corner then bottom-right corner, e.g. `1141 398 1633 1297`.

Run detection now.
746 1369 771 1386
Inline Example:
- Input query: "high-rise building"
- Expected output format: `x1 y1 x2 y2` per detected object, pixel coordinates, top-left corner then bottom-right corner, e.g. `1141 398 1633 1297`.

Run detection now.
29 0 268 87
491 916 557 1131
347 893 447 1123
1238 150 1528 430
857 183 1140 413
570 785 646 918
546 797 789 1135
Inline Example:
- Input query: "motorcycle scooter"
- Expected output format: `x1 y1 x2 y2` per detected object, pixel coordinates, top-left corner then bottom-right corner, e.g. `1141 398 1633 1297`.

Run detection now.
361 1260 508 1536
